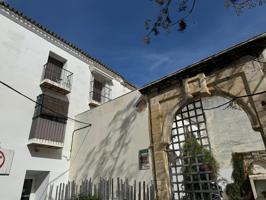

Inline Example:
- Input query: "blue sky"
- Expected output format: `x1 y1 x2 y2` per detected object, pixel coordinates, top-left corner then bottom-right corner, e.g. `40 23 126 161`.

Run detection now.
4 0 266 87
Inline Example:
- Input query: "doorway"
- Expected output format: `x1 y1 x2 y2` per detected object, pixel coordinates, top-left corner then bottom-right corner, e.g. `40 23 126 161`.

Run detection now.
21 179 33 200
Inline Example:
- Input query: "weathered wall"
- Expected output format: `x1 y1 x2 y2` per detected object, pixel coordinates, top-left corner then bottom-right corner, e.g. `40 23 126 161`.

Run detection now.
144 54 266 199
69 91 153 185
202 96 265 186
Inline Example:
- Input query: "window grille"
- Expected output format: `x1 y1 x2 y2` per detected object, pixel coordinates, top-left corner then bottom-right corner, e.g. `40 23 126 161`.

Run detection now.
168 99 222 200
41 56 73 91
89 79 111 104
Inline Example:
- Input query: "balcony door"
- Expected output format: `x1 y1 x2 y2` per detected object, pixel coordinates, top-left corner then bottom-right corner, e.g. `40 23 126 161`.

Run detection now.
45 56 64 83
92 79 104 103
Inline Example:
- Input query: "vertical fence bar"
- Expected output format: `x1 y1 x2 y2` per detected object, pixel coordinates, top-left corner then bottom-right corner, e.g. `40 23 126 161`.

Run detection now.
48 178 155 200
134 180 136 200
117 177 120 200
147 185 149 200
138 182 141 200
62 183 65 200
48 184 53 200
121 179 124 200
55 185 59 200
111 178 114 200
130 185 133 200
64 183 68 200
126 178 129 200
59 183 62 200
143 181 146 200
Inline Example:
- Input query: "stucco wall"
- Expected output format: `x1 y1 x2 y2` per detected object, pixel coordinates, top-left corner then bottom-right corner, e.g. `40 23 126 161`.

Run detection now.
0 11 131 199
69 91 153 185
202 96 265 187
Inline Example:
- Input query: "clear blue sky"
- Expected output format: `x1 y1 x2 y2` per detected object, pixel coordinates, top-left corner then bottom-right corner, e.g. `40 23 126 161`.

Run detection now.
4 0 266 87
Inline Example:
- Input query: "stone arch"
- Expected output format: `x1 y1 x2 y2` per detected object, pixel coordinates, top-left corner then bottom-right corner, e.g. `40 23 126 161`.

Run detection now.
145 64 266 199
156 86 265 199
161 89 262 148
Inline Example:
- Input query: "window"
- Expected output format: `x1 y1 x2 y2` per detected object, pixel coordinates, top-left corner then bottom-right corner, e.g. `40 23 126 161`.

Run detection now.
44 56 64 83
41 52 73 93
139 149 150 170
92 79 104 102
90 76 111 104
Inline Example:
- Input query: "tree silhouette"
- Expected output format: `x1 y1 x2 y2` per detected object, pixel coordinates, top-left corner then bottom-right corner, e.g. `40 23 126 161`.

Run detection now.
144 0 265 44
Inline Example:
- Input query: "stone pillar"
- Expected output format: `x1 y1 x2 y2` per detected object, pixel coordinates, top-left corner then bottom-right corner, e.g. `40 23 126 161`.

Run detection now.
253 93 266 147
149 100 171 200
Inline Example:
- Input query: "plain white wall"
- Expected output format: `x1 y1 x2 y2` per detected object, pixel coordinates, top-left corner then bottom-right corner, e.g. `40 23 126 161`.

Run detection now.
69 90 153 185
0 10 131 199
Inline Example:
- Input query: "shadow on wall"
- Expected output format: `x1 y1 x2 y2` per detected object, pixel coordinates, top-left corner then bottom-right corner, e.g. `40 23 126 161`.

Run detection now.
74 96 140 182
210 62 266 131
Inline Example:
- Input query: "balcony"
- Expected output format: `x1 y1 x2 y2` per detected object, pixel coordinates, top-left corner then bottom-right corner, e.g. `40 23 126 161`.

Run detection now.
89 80 111 106
28 117 65 148
28 94 69 148
40 63 73 94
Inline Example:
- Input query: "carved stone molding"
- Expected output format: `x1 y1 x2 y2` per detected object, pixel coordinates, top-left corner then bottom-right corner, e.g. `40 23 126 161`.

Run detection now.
183 73 210 98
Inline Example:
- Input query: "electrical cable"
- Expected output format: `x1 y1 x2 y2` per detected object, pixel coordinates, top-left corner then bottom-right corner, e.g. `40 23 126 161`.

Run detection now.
0 80 91 125
203 57 266 110
252 58 266 64
203 90 266 111
1 80 93 198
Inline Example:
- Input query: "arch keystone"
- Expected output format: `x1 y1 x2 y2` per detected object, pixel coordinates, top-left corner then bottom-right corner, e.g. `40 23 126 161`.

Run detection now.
184 73 211 98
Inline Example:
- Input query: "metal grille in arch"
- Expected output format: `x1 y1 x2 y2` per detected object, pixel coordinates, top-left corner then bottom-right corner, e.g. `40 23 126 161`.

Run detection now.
167 99 222 200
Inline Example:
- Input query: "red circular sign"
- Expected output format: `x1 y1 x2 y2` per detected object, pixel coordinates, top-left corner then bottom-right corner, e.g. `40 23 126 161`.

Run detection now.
0 151 5 168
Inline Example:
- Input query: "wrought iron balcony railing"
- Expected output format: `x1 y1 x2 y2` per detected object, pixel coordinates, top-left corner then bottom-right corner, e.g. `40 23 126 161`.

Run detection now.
40 63 73 94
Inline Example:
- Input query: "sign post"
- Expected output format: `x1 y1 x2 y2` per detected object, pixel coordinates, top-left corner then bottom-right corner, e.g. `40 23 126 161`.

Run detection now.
0 150 5 168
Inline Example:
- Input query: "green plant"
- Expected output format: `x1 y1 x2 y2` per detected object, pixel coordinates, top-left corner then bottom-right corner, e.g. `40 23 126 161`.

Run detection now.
77 194 100 200
181 134 219 200
182 135 219 175
225 153 254 200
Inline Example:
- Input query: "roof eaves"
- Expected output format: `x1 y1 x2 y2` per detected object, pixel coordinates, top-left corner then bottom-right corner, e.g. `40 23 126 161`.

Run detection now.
140 32 266 93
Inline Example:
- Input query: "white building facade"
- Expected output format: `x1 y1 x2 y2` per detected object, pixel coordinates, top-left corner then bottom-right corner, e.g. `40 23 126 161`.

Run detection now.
0 2 134 200
1 2 266 200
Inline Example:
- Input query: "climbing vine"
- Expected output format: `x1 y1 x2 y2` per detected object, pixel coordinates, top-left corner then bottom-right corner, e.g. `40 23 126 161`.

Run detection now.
225 153 254 200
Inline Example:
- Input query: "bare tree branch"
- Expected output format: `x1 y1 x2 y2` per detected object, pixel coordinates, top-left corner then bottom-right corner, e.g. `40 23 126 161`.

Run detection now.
144 0 265 44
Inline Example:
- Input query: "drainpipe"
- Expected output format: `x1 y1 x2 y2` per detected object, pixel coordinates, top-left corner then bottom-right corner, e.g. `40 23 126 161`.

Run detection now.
69 124 92 157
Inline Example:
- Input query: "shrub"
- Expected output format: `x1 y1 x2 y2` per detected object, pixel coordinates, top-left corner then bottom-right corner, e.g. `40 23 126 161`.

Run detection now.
225 153 253 200
77 194 100 200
